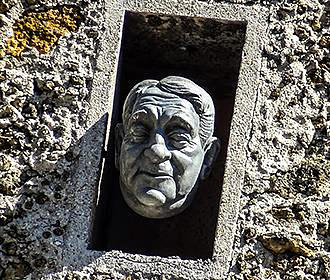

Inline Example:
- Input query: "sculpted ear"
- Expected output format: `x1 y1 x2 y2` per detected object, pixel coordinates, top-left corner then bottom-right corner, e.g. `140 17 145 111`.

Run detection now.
115 123 124 169
200 137 220 180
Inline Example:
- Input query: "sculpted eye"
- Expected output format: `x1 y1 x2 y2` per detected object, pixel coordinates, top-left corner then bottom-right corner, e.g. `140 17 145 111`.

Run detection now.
167 128 191 148
129 125 149 143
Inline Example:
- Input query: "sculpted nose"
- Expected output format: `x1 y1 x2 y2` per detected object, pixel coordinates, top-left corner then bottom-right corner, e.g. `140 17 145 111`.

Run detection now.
144 135 171 163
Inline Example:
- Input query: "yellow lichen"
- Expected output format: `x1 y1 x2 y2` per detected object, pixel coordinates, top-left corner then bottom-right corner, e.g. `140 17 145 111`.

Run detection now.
6 5 81 57
259 234 316 258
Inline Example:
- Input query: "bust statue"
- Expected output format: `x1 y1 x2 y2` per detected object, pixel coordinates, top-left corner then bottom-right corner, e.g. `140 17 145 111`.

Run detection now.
115 76 220 218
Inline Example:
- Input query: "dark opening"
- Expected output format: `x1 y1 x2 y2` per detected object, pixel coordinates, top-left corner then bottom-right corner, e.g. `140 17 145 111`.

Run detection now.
91 11 247 260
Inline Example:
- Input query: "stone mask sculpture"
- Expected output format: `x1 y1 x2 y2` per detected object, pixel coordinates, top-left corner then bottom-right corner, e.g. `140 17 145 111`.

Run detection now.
115 76 220 218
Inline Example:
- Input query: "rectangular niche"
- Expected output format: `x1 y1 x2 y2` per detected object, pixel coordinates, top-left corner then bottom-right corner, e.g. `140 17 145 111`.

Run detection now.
91 10 247 260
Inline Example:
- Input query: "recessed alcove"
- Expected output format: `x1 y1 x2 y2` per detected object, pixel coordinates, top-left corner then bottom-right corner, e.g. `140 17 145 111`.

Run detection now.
91 11 247 259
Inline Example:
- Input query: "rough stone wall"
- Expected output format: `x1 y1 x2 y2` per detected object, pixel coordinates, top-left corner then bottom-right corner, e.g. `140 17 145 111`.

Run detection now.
229 0 330 279
0 0 106 278
0 0 328 280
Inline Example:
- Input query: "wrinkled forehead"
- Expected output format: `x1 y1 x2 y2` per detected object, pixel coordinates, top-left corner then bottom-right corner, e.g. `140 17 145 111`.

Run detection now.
128 87 199 124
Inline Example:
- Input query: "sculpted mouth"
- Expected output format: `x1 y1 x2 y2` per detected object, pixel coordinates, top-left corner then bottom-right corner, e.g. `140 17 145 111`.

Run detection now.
134 170 177 204
139 170 172 178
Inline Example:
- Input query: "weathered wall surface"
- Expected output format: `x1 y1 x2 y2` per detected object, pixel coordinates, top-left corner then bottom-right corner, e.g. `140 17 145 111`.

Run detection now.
228 0 329 279
0 0 328 279
0 1 106 278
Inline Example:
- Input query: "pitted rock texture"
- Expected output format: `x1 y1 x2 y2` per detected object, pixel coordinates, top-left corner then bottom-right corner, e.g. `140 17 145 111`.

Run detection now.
0 0 329 279
0 0 104 279
229 0 329 279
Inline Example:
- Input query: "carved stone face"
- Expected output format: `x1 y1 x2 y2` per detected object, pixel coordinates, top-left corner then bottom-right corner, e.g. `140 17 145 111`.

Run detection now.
116 77 219 218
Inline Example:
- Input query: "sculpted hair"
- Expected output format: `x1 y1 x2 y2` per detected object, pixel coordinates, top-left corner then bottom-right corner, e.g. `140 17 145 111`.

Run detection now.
122 76 215 147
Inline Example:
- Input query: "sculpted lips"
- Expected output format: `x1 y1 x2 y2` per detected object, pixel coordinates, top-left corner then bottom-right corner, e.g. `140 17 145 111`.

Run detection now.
135 168 176 206
138 170 173 178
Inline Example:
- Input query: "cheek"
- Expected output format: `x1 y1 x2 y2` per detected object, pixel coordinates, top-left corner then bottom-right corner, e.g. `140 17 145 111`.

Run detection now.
120 144 144 177
171 151 194 174
171 145 204 173
171 148 205 194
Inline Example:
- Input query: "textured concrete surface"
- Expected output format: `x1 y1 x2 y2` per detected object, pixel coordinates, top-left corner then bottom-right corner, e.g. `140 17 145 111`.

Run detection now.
0 0 328 279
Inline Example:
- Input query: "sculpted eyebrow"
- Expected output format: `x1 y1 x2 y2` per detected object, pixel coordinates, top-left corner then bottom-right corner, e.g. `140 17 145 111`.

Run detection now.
130 110 148 123
128 109 154 128
167 115 194 135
